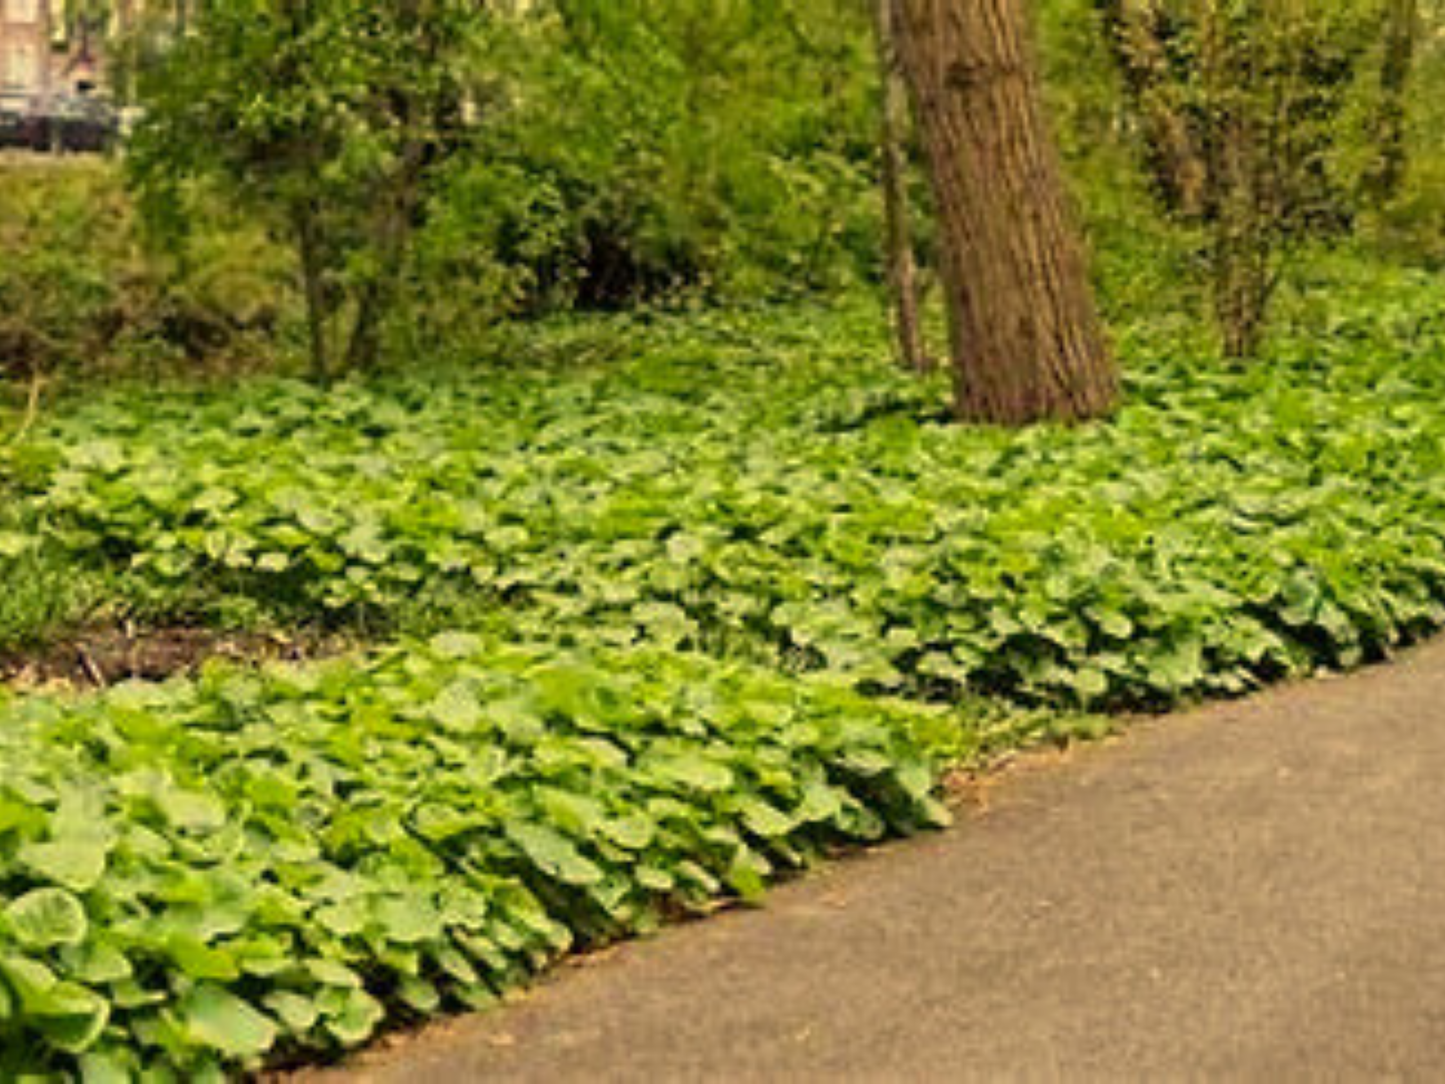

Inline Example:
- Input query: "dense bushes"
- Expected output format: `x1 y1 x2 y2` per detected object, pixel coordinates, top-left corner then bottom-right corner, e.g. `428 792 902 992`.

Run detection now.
0 2 888 380
8 2 1444 378
0 636 951 1076
0 163 289 380
0 164 142 379
395 0 885 356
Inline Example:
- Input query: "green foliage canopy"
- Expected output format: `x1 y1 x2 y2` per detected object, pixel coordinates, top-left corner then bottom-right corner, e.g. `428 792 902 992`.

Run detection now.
129 0 492 377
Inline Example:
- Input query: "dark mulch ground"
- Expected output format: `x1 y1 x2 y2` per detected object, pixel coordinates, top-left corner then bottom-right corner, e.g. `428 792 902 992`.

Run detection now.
0 624 346 690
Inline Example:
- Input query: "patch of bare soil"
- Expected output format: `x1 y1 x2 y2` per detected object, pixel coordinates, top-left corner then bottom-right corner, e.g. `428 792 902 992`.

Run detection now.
1 625 347 691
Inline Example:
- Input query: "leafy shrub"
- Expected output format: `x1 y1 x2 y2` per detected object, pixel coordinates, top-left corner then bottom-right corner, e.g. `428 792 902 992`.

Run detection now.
128 0 489 379
0 162 289 380
0 164 148 378
1356 36 1445 271
398 0 884 340
0 635 949 1076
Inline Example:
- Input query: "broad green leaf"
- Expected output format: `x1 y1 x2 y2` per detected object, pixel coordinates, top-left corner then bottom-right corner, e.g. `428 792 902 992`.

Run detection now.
372 895 443 945
178 985 278 1058
79 1051 133 1084
505 822 604 886
19 838 109 892
5 889 88 949
0 532 32 558
323 987 385 1047
644 750 734 793
263 991 320 1033
429 682 482 731
36 990 110 1055
156 786 228 832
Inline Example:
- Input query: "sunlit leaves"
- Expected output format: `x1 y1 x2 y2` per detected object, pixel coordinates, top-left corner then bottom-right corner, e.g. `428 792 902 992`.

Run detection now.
24 285 1445 711
0 635 949 1076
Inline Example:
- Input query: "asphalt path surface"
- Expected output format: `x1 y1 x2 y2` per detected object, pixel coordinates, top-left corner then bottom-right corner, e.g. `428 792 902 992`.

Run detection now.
315 639 1445 1082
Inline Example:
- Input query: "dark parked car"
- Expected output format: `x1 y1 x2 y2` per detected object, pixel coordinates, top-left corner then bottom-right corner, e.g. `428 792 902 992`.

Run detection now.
47 96 120 153
0 96 118 154
0 104 28 148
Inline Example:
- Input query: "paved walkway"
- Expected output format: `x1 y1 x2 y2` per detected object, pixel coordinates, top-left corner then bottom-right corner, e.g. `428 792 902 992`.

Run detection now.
318 640 1445 1082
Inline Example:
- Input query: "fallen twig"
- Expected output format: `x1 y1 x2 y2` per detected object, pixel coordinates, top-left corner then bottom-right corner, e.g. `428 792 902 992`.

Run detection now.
76 647 108 689
4 368 45 446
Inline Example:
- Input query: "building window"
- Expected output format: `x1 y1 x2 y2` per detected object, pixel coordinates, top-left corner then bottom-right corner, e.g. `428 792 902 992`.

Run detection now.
3 42 37 90
4 0 39 24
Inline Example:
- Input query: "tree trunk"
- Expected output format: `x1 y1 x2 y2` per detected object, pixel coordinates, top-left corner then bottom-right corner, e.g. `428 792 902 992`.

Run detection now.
293 202 332 382
1364 0 1417 204
871 0 930 374
1199 0 1272 359
891 0 1118 425
345 138 426 372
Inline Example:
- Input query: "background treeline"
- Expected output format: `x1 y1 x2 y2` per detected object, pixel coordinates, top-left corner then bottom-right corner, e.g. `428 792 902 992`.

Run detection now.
2 0 1443 382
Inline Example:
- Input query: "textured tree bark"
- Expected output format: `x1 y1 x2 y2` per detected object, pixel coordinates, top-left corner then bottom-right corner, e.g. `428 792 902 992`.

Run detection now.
871 0 931 374
891 0 1118 424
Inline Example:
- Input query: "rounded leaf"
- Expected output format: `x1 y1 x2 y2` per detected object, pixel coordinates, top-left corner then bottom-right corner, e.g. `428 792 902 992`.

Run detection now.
5 889 89 950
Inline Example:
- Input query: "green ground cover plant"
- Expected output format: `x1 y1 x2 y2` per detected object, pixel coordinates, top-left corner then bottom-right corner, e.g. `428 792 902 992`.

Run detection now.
4 255 1445 1077
0 636 952 1077
2 0 1443 1075
9 259 1445 712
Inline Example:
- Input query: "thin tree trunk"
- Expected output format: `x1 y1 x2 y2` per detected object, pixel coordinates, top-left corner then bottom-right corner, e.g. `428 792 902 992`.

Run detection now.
344 147 424 373
345 0 443 372
871 0 930 374
1200 0 1270 359
1097 0 1208 217
293 203 332 382
891 0 1118 425
343 272 389 375
1364 0 1418 204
